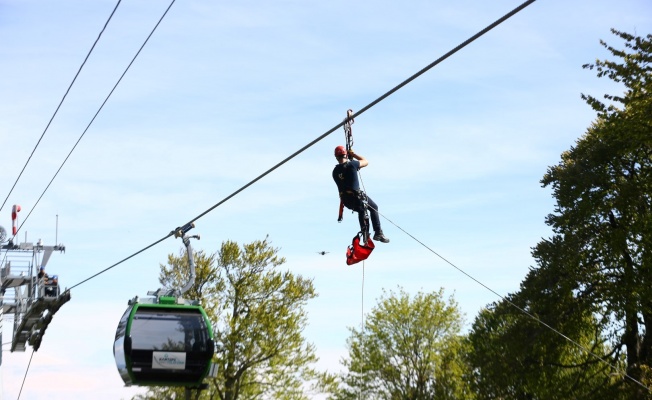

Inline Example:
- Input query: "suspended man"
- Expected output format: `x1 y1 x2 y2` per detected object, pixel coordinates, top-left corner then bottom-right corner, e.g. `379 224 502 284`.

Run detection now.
332 145 389 243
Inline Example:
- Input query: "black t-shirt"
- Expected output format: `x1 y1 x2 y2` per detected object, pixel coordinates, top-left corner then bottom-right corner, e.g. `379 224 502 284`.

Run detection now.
333 160 360 193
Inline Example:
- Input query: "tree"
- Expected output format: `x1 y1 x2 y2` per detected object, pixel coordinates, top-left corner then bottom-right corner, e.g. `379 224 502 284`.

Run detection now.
468 29 652 399
136 237 322 400
467 265 620 399
326 287 473 400
537 29 652 398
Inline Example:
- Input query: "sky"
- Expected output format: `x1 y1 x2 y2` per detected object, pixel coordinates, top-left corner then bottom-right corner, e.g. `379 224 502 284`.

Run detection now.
0 0 650 398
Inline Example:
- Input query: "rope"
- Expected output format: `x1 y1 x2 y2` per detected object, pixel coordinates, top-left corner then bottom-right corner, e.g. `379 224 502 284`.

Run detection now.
365 203 651 393
177 0 536 230
14 0 177 237
0 0 123 214
16 349 35 400
0 0 124 288
9 1 543 398
68 234 170 290
359 259 365 400
69 0 536 297
344 0 536 132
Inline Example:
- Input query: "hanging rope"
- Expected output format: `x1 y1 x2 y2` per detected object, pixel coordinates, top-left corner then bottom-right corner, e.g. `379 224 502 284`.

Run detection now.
344 110 367 398
68 0 537 291
359 259 366 400
17 349 35 400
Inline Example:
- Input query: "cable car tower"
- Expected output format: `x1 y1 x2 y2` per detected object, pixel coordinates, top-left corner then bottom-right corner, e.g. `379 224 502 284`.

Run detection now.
0 210 70 365
114 222 216 399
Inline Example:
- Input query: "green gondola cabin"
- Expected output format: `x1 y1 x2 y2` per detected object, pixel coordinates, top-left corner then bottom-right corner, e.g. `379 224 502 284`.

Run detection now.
113 295 215 387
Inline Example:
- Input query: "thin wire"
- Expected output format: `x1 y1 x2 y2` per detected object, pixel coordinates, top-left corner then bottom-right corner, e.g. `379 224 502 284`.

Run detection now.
16 349 35 400
0 0 123 275
179 0 536 229
67 0 535 296
359 260 365 400
23 0 178 370
34 0 644 392
68 233 171 290
346 0 536 133
14 0 177 237
347 107 367 400
368 204 651 393
0 0 123 214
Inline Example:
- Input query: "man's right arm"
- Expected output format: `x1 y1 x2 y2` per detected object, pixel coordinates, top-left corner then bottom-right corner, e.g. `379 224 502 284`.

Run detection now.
349 151 368 168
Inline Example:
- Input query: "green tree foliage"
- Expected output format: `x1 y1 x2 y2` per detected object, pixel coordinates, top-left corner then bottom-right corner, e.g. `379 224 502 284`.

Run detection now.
539 29 652 397
467 29 652 400
135 237 322 400
467 272 620 399
326 287 473 400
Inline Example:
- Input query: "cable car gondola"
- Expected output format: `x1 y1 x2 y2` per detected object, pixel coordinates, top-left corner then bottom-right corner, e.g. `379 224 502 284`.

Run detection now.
114 223 215 388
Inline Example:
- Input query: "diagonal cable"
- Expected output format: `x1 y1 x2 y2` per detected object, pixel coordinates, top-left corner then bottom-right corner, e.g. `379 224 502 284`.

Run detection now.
181 0 537 228
68 234 171 290
66 0 536 296
369 202 651 393
16 349 35 400
14 0 177 237
12 1 177 392
0 0 123 214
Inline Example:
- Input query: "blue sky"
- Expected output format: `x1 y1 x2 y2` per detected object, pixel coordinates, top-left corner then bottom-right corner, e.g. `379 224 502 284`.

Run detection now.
1 0 651 398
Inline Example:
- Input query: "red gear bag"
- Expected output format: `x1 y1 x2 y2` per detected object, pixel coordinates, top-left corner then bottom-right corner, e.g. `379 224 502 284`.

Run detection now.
346 233 375 265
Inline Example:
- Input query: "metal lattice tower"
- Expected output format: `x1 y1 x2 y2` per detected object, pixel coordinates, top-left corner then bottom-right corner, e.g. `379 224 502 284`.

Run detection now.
0 236 70 363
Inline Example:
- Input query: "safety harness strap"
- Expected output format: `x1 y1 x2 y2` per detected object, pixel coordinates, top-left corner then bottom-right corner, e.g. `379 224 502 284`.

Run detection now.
338 200 344 222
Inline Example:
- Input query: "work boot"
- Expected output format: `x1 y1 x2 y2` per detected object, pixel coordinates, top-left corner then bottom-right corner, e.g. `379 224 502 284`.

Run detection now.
373 231 390 243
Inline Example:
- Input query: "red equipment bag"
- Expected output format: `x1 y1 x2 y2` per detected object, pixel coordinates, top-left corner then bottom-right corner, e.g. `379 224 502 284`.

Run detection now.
346 233 375 265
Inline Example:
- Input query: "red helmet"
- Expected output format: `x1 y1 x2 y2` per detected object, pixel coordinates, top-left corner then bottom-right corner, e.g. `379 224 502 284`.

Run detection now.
334 145 347 157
